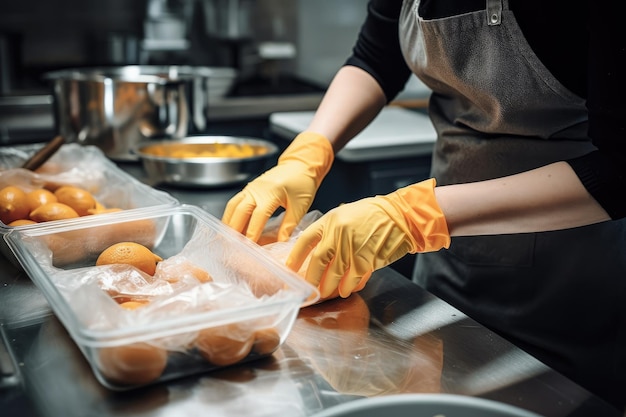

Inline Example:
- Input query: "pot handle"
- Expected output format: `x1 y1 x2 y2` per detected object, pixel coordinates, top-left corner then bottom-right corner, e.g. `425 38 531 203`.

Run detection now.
21 135 66 171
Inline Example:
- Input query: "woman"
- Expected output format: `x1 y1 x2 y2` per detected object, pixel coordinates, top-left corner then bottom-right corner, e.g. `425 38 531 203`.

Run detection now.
222 0 625 410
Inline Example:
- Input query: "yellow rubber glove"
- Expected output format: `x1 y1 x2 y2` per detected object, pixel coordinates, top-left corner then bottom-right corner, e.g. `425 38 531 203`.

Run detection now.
286 179 450 299
221 132 334 243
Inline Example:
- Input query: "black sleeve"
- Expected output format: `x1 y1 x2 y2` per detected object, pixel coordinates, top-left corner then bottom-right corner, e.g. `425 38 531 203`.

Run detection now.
343 0 412 102
566 0 626 220
568 152 626 219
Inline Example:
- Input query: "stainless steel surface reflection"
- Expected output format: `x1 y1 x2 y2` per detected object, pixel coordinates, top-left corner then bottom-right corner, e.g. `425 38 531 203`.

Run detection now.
0 253 619 417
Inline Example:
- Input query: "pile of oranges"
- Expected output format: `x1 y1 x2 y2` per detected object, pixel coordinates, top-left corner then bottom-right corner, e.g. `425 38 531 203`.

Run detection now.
0 184 121 226
93 241 281 386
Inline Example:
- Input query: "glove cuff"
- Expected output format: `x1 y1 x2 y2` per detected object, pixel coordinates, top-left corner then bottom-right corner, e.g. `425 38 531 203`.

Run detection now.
278 132 335 187
391 178 451 253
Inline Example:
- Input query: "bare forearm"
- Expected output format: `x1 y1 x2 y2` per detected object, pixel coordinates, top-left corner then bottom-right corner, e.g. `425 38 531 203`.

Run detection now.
307 66 387 152
435 161 611 236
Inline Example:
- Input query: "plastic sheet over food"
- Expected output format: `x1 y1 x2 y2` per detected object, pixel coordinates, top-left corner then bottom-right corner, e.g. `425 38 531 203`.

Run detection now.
260 211 321 290
28 221 301 337
0 143 177 221
0 143 177 261
261 211 360 302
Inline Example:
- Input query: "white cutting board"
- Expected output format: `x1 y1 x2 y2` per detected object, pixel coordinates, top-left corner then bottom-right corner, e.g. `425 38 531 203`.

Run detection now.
269 107 437 162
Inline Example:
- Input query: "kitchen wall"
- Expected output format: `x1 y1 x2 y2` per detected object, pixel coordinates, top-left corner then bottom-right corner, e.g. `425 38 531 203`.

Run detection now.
0 0 146 64
0 0 296 94
0 0 148 92
294 0 368 87
0 0 429 97
294 0 430 99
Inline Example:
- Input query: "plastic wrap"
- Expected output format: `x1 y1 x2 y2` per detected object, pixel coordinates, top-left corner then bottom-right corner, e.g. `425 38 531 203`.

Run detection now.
4 205 317 390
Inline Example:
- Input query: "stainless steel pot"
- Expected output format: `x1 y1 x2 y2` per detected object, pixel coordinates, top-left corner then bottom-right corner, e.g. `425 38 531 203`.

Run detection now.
44 65 236 161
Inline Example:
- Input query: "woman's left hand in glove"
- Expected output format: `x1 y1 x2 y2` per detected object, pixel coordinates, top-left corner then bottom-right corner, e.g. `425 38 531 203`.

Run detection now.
286 178 451 298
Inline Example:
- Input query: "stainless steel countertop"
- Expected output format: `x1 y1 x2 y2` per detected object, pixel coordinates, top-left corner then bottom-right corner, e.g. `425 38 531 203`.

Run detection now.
0 161 621 417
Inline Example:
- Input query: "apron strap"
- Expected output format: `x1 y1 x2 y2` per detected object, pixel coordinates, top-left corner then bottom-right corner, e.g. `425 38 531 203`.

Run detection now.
486 0 502 25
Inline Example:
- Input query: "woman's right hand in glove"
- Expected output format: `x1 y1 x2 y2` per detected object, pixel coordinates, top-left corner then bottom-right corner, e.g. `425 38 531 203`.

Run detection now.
221 132 334 243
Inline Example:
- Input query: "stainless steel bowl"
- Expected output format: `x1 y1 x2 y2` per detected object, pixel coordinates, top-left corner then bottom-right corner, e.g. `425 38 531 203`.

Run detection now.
44 66 237 161
312 394 543 417
136 136 279 188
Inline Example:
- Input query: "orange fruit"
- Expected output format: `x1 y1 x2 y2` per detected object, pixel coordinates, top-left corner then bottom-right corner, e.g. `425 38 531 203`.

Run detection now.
82 219 156 260
179 263 212 283
119 300 149 310
96 242 163 276
87 201 122 215
88 207 123 215
29 202 80 222
0 185 30 225
8 219 37 227
25 188 58 212
54 185 97 216
34 161 62 176
97 342 168 386
195 324 254 367
97 208 124 215
160 260 213 284
251 327 281 356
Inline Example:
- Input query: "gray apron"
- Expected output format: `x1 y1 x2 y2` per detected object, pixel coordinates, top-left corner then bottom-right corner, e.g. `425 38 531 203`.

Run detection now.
399 0 626 408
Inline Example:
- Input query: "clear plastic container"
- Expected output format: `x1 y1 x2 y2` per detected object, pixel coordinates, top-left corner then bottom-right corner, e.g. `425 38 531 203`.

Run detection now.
0 143 179 261
3 204 319 390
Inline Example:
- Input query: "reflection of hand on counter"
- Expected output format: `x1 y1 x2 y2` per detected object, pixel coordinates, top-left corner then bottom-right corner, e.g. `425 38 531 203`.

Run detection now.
288 294 444 397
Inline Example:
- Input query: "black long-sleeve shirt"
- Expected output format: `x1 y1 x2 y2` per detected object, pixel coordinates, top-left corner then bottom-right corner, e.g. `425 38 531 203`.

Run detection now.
345 0 626 219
